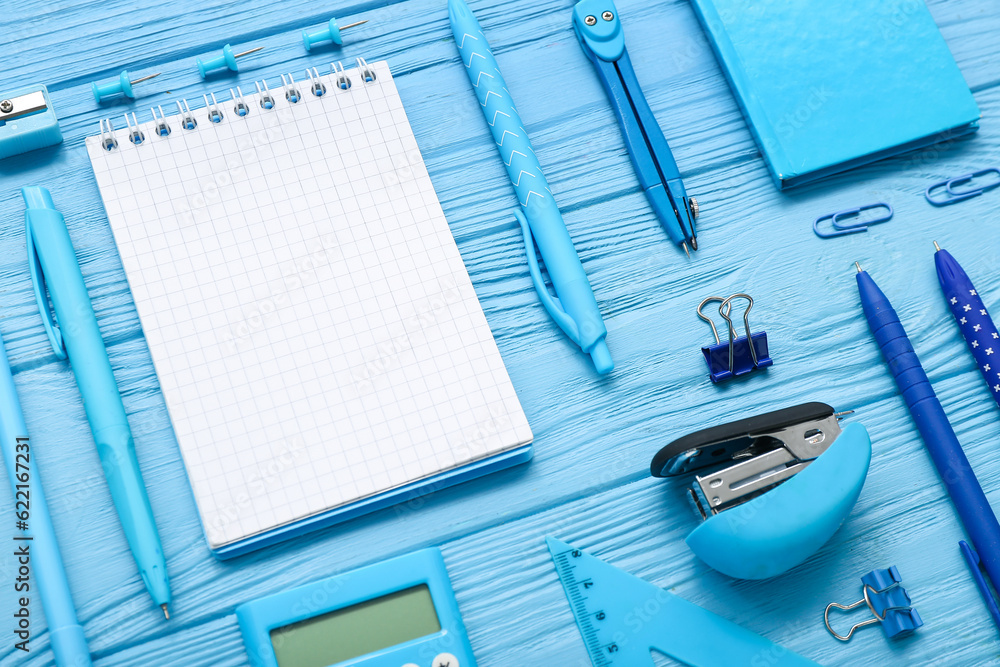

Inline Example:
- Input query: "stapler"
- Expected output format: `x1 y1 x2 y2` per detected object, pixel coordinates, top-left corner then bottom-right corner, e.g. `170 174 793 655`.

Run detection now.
650 402 871 580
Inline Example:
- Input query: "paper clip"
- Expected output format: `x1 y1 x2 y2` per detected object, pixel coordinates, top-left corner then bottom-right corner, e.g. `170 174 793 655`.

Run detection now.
825 566 923 642
813 203 893 239
926 168 1000 206
698 293 772 383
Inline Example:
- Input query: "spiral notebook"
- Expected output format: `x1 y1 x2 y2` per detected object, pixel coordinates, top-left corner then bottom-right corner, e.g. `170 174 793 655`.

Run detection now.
85 59 533 558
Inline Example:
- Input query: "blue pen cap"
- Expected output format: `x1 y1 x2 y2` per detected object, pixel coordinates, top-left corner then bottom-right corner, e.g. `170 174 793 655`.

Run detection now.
590 340 613 374
22 185 56 210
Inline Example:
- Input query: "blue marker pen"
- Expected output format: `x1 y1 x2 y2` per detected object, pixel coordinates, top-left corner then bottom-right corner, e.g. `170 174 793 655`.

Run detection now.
23 187 171 618
449 0 614 374
0 332 91 666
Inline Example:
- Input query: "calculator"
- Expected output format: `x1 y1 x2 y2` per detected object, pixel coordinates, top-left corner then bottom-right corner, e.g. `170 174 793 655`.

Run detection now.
236 548 476 667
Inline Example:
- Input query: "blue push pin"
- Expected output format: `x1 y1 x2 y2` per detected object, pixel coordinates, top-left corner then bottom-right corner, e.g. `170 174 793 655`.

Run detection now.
92 70 161 104
301 17 368 51
197 43 264 79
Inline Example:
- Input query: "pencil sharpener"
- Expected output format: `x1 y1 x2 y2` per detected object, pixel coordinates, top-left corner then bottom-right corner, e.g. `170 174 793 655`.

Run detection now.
651 402 871 580
0 85 63 159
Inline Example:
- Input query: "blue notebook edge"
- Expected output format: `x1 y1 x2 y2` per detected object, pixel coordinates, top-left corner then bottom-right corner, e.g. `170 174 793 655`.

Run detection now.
781 122 979 189
689 0 793 184
211 444 534 559
689 0 981 189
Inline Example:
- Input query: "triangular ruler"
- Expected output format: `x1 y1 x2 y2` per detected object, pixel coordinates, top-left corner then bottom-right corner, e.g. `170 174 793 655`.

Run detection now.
546 537 820 667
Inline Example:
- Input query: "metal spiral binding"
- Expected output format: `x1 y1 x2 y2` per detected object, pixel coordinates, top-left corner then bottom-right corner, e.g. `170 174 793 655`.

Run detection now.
151 105 171 136
204 93 223 123
306 67 326 97
281 73 301 103
255 80 276 110
124 112 144 145
231 87 250 117
99 118 118 151
356 57 376 83
177 99 197 130
331 61 351 90
96 59 380 151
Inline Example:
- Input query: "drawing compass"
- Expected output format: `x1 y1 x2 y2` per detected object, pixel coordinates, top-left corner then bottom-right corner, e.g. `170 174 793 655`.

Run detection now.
573 0 699 255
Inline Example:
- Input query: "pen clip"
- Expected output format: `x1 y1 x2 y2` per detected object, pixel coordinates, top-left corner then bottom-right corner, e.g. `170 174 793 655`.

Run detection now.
514 210 581 345
960 540 1000 629
25 219 67 360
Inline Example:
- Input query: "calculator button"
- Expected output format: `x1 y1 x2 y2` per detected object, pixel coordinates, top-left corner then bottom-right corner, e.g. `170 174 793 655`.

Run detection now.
432 653 459 667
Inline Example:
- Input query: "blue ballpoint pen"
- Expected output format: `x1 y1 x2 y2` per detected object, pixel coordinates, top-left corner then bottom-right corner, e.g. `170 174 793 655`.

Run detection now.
934 243 1000 410
573 0 698 255
856 261 1000 631
22 187 171 619
0 332 91 666
448 0 614 374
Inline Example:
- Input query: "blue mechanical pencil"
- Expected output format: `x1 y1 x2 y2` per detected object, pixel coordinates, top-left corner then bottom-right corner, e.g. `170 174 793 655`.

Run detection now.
23 187 171 618
0 332 91 666
449 0 614 374
856 262 1000 630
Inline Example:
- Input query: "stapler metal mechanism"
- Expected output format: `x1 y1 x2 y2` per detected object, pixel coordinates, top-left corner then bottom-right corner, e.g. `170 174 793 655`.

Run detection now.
650 402 871 580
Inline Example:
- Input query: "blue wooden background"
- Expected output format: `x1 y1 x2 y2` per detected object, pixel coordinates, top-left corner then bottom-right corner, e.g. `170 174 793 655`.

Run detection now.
2 0 1000 664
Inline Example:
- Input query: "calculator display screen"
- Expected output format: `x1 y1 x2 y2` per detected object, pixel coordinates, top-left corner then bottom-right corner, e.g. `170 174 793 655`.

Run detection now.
270 584 441 667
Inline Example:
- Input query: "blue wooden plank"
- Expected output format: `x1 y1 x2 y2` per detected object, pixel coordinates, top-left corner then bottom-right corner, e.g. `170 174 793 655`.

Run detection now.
1 0 1000 664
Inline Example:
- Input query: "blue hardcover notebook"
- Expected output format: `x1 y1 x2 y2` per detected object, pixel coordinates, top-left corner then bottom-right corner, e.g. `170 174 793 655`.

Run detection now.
689 0 981 189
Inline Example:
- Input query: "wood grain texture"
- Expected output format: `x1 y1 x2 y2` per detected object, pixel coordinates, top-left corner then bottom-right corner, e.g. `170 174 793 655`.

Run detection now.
2 0 1000 664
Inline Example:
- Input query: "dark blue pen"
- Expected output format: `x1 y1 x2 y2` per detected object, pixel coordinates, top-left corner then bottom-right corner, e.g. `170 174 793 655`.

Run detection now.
856 261 1000 631
934 243 1000 409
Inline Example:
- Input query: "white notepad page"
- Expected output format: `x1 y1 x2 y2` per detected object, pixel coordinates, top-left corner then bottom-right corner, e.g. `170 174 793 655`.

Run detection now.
86 61 532 548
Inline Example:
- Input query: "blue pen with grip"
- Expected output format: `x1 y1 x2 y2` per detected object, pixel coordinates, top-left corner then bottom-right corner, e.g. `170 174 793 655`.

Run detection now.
0 333 91 666
23 187 171 618
856 262 1000 630
448 0 614 374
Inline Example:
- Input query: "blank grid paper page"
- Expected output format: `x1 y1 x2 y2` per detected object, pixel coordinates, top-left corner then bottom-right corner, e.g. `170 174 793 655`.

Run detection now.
86 61 532 548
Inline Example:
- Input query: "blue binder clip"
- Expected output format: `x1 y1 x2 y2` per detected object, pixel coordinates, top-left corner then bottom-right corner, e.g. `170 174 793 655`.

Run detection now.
698 293 772 383
825 566 923 641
